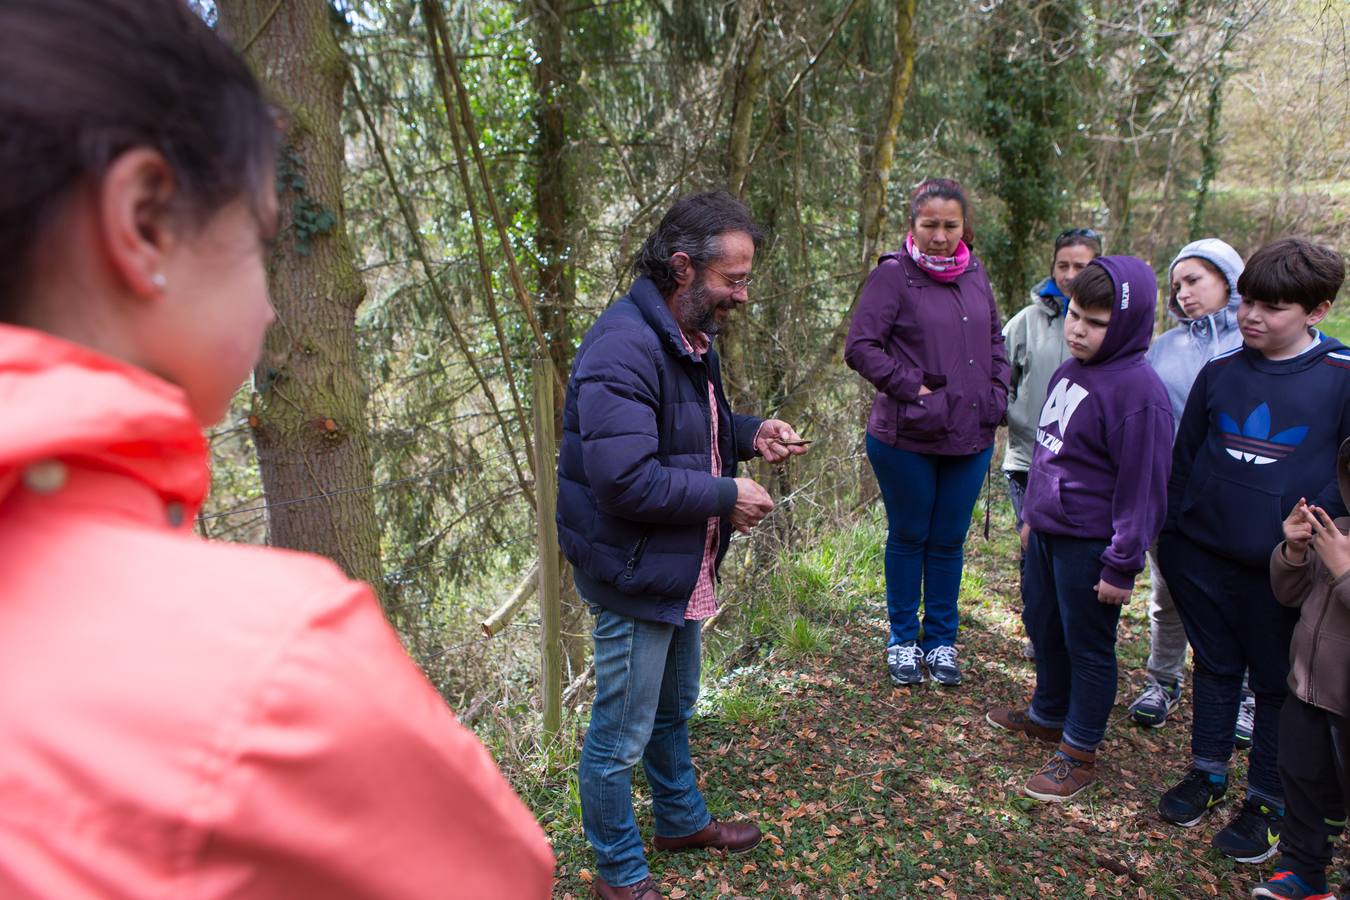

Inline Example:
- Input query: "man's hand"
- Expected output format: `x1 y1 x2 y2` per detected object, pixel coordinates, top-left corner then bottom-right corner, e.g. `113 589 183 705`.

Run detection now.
1282 497 1313 564
1019 523 1030 551
1095 579 1132 605
755 419 811 464
1309 504 1350 579
730 477 774 534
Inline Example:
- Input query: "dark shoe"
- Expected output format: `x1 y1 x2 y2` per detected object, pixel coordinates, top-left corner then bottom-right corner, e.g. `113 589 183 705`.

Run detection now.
1251 870 1334 898
985 707 1063 743
1213 798 1282 864
1025 743 1097 802
653 818 762 854
924 644 962 685
1129 678 1182 727
593 874 663 900
886 640 924 685
1158 768 1228 827
1236 691 1256 750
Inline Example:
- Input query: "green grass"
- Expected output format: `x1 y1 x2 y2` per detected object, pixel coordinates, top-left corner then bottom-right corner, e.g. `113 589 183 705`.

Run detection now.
529 496 1293 898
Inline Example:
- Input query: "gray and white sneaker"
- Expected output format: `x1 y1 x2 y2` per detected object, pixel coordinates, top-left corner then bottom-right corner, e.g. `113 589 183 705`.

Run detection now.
886 640 924 685
924 644 962 686
1235 691 1256 750
1129 678 1183 727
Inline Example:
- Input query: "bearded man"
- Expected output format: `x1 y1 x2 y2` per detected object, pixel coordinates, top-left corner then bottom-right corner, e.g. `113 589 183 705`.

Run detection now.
557 191 807 899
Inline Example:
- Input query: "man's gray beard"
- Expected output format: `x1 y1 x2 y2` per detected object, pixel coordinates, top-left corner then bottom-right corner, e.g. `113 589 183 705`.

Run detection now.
676 278 727 336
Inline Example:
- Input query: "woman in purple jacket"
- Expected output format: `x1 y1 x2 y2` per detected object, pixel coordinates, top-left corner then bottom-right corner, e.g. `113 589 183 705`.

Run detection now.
845 178 1010 688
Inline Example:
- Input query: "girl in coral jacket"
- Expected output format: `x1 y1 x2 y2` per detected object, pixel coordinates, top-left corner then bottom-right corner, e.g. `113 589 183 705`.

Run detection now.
0 1 553 897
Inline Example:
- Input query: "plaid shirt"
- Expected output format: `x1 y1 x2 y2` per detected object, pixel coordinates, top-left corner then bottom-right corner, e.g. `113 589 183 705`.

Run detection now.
680 329 720 620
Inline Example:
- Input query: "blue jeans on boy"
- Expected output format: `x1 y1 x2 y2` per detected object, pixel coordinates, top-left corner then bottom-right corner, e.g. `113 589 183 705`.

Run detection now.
1022 530 1123 752
1156 531 1296 807
578 605 711 887
866 434 992 652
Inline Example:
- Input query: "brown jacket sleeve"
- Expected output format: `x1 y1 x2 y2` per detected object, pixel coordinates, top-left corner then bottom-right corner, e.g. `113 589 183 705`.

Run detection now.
1271 541 1315 608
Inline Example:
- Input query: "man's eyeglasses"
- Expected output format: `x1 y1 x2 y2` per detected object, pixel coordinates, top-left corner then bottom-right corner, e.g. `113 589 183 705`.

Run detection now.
704 263 753 291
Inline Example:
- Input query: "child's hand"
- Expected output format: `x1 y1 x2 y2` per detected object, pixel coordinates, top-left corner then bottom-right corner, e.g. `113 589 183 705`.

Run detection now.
1309 504 1350 580
1282 497 1313 562
1019 523 1030 551
1095 580 1132 605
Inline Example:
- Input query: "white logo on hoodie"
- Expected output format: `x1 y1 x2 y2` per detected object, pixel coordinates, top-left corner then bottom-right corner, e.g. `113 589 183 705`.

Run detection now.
1120 281 1130 309
1036 377 1090 455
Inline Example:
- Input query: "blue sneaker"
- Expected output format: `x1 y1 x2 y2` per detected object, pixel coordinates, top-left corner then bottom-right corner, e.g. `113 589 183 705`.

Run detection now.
1214 799 1282 864
886 641 924 685
1159 768 1228 827
1250 870 1333 898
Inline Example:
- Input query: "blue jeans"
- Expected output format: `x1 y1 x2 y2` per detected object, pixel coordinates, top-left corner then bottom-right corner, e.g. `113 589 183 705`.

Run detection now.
1023 531 1122 753
1157 531 1295 805
578 605 710 887
866 434 992 651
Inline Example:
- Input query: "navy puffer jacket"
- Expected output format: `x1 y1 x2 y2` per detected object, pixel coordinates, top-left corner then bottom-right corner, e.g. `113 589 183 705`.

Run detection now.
557 277 764 624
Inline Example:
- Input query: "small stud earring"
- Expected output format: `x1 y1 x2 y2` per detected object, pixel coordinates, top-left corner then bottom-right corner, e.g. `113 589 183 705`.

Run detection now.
150 273 167 290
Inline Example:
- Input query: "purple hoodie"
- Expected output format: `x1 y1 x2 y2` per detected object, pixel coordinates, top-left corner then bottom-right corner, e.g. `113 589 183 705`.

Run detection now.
845 251 1010 456
1023 256 1174 589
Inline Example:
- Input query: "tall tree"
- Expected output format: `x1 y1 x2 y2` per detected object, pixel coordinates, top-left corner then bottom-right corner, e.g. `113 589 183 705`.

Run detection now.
217 1 384 598
977 0 1084 313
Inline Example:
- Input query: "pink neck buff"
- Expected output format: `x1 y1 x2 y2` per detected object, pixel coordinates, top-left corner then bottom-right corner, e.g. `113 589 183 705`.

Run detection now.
905 233 970 283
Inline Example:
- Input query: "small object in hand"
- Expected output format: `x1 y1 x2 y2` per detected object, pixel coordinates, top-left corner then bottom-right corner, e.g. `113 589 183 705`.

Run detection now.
772 438 813 446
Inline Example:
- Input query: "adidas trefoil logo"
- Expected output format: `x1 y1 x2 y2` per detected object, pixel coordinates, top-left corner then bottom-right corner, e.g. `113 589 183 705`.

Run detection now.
1217 402 1308 465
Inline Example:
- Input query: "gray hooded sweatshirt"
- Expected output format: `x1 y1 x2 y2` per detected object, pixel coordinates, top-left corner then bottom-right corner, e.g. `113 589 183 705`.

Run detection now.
1002 278 1071 472
1145 238 1245 437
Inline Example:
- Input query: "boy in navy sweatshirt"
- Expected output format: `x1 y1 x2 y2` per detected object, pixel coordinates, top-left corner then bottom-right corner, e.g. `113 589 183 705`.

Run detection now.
987 256 1173 801
1154 238 1348 868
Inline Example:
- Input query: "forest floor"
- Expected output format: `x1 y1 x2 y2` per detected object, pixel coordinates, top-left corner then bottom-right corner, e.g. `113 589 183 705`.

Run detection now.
526 505 1346 899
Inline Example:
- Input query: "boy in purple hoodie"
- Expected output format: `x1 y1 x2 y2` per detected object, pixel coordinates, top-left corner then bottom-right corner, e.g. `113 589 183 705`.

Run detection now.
986 257 1174 800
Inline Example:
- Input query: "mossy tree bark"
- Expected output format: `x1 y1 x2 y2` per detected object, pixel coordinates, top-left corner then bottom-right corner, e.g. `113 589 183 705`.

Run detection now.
531 0 587 679
217 0 384 602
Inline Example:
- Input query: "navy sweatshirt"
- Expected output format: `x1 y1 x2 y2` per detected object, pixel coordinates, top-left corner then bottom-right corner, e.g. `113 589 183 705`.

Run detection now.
1023 256 1175 590
1165 332 1350 568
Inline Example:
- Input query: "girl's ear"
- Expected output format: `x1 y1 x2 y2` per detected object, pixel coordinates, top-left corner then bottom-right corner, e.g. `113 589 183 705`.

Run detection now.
97 148 179 300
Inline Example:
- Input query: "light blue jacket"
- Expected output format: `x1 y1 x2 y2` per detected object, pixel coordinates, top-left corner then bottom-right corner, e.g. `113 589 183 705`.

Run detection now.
1145 239 1245 437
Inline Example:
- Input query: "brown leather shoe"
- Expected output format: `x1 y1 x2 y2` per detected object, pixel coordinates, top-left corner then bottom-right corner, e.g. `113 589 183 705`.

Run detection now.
652 818 762 854
1024 742 1097 802
592 874 663 899
985 706 1063 743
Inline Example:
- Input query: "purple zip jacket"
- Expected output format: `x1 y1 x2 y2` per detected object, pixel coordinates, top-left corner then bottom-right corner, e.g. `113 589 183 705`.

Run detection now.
845 250 1010 455
1022 256 1174 589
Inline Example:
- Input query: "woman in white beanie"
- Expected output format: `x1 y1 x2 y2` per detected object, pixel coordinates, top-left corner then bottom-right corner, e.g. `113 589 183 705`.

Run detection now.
1127 238 1254 737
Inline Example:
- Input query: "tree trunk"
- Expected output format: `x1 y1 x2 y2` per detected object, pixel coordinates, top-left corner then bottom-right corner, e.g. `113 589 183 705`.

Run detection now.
1189 66 1227 240
217 1 384 599
531 0 586 678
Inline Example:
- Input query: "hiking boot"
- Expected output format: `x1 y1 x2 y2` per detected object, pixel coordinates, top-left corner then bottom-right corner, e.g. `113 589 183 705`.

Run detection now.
1158 768 1228 827
1025 743 1097 802
1236 691 1256 750
924 644 962 686
886 640 924 685
653 818 762 854
1214 798 1282 864
593 875 663 900
1129 678 1182 727
985 707 1063 743
1251 870 1334 899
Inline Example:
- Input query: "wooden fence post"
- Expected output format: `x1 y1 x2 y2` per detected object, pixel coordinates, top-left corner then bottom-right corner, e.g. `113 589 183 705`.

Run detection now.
534 356 563 741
